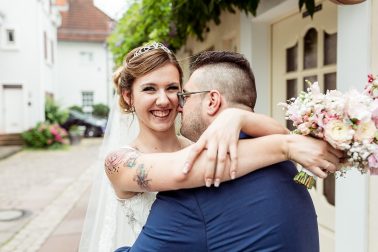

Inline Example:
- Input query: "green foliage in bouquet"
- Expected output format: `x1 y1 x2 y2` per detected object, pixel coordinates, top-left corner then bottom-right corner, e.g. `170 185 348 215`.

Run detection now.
92 103 110 118
22 122 69 149
45 97 68 125
108 0 316 65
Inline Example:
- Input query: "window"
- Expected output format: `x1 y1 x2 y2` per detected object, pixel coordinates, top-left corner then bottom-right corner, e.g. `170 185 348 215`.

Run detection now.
1 27 19 49
82 91 94 113
44 31 48 60
286 43 298 72
50 39 54 64
303 28 318 69
80 51 94 64
324 32 337 65
6 29 15 44
286 79 297 131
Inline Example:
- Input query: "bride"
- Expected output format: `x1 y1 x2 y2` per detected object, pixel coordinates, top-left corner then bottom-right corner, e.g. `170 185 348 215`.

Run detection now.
79 42 340 251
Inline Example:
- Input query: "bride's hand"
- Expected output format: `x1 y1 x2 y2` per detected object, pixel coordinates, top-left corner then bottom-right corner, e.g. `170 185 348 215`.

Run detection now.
184 108 246 187
286 134 343 178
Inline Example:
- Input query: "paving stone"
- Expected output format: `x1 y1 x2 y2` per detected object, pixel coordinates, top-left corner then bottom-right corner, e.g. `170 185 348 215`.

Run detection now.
0 139 102 252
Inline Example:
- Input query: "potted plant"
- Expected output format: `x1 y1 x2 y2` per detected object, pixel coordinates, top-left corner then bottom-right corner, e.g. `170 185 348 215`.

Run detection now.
68 125 83 145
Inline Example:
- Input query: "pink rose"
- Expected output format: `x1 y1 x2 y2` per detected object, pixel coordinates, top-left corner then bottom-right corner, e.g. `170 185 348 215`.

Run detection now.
368 153 378 169
372 100 378 127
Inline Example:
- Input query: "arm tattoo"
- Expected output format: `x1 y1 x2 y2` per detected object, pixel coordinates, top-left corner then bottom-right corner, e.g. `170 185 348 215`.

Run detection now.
133 164 151 191
105 149 139 174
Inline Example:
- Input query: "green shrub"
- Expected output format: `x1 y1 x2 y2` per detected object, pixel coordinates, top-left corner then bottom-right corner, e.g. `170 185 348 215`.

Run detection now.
69 105 84 113
92 103 110 118
45 97 68 124
22 122 69 149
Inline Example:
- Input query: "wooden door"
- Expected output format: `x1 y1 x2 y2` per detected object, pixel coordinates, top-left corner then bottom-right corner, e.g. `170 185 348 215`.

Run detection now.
271 1 337 251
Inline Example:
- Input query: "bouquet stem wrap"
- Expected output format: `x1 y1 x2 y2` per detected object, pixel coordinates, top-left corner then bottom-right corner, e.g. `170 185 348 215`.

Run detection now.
293 169 316 189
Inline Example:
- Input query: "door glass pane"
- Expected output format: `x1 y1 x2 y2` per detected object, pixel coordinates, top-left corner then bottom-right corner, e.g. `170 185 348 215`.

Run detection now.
304 28 318 69
303 75 317 91
324 72 337 92
286 79 297 131
323 174 335 206
324 32 337 65
286 43 298 72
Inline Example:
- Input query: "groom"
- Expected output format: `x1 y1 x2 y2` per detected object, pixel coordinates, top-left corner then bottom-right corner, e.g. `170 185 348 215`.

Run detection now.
116 51 325 251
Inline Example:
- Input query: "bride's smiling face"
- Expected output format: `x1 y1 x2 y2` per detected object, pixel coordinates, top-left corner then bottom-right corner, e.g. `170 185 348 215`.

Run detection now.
127 63 181 132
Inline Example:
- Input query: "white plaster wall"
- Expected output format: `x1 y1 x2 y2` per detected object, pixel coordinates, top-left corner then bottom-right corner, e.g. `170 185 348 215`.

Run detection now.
335 1 371 252
55 41 112 109
176 11 241 83
240 13 271 115
0 0 59 132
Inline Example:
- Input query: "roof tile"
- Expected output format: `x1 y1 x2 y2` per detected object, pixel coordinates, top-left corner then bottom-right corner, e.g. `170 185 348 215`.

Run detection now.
57 0 113 42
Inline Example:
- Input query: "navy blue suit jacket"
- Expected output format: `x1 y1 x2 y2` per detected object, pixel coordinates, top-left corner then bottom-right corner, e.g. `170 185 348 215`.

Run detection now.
116 138 319 252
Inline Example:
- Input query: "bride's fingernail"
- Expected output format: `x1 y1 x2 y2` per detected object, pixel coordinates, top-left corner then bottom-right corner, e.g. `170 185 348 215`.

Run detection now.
231 172 236 180
214 179 220 187
182 163 189 174
206 179 212 187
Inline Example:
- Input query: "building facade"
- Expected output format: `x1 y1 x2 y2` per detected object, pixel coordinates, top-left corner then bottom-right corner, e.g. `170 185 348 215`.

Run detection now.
55 0 113 113
0 0 60 133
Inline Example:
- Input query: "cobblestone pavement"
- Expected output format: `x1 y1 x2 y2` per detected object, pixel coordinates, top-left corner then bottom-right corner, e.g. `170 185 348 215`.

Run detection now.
0 139 102 252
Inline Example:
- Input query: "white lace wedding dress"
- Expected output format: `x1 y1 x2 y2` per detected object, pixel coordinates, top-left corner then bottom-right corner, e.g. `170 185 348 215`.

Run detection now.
80 165 156 251
79 97 157 251
117 192 156 239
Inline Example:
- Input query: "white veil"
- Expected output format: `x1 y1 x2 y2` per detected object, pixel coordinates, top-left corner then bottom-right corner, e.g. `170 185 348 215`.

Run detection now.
79 95 140 251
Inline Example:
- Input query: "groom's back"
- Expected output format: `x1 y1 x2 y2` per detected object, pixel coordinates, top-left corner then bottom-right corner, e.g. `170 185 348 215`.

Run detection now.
191 161 319 251
127 161 319 252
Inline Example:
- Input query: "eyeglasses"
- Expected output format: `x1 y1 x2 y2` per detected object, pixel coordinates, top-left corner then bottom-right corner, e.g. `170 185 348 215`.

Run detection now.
177 90 210 107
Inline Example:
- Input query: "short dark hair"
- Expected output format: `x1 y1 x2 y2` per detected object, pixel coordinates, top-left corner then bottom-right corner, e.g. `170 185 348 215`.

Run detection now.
189 51 256 109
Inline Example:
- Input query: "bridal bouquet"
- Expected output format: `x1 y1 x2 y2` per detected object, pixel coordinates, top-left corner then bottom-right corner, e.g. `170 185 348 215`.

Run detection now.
279 74 378 189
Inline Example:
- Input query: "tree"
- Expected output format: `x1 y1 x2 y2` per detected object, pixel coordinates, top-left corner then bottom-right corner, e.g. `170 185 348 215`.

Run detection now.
108 0 316 65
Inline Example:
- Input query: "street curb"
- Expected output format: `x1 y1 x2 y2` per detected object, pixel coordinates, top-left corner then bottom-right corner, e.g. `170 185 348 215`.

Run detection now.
0 146 23 161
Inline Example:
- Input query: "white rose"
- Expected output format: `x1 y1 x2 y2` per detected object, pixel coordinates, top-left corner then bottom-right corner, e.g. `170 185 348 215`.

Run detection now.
354 121 377 142
324 119 354 149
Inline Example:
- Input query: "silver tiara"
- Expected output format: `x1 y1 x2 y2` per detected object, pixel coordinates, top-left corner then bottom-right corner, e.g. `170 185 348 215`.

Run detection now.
132 42 172 60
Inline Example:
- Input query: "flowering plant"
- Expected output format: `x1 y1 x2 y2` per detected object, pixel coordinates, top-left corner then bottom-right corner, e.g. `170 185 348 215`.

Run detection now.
279 75 378 189
22 122 69 149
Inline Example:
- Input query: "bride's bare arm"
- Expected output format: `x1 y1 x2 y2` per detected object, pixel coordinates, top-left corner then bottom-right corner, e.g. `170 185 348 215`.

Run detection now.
105 134 341 196
184 108 289 185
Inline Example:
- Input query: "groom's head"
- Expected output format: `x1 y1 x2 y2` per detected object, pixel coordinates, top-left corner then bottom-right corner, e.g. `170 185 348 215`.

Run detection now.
179 51 256 141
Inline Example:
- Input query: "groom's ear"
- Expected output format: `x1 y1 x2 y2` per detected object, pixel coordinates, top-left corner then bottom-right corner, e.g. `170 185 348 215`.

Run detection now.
206 90 222 116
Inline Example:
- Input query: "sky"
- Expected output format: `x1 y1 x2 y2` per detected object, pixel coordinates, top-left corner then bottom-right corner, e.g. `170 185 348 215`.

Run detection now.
94 0 130 19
